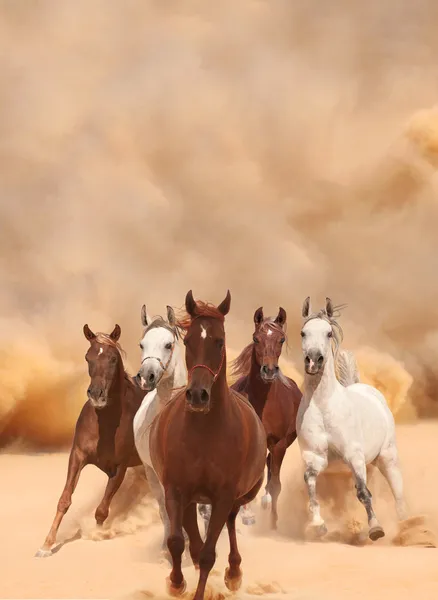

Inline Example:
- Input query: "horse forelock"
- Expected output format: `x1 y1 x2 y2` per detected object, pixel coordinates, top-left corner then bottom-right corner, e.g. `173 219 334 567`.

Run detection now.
93 332 126 357
176 301 225 334
142 316 180 340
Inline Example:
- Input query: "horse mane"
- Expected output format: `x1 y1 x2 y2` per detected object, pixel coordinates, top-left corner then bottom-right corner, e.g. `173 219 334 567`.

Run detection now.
337 349 360 386
302 304 360 386
176 301 225 334
230 318 292 388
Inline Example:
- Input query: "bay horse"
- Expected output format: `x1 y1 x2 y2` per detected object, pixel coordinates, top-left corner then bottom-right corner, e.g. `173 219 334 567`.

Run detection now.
298 297 408 540
133 305 187 557
35 324 144 557
149 290 267 600
230 307 302 530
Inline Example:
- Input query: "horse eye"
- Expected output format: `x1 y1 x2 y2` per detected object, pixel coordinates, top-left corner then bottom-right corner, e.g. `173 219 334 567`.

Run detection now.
280 337 285 344
253 335 259 344
327 331 333 338
217 339 224 348
139 343 144 350
183 337 188 346
300 331 305 338
165 342 172 350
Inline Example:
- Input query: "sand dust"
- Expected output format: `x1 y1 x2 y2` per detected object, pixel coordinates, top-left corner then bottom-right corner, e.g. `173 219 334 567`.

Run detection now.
1 422 437 600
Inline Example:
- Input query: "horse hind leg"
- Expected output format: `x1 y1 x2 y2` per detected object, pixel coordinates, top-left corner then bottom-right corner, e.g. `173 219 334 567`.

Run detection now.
261 452 272 510
376 446 408 521
95 464 127 526
349 452 384 541
35 448 86 557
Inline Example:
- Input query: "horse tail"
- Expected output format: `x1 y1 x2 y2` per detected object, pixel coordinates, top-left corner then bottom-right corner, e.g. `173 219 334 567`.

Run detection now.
336 349 360 386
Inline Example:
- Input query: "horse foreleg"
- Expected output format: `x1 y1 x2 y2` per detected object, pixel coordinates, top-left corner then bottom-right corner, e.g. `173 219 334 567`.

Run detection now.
183 503 204 568
165 487 187 596
349 451 385 541
224 505 242 591
268 439 287 530
95 464 127 526
35 448 86 557
144 465 171 558
193 497 235 600
303 451 328 538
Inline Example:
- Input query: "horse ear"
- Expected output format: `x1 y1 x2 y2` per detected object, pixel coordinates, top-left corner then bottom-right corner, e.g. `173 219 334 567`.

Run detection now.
167 305 176 327
275 307 287 327
109 324 121 341
185 290 197 317
83 324 96 341
217 290 231 316
325 297 334 318
141 305 149 327
302 296 311 318
253 307 264 327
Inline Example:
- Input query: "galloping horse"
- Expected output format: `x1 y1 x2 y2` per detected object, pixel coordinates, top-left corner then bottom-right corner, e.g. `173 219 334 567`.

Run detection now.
297 297 408 540
149 291 267 600
133 305 186 557
231 307 302 529
35 324 144 557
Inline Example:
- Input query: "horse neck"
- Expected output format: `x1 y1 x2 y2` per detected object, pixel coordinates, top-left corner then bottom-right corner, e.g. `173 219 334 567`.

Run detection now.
303 350 340 406
248 347 272 418
209 352 230 409
157 341 186 405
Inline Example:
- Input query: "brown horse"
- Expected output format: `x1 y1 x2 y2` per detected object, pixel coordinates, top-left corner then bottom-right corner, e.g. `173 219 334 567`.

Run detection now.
35 324 144 557
149 291 267 600
231 307 302 530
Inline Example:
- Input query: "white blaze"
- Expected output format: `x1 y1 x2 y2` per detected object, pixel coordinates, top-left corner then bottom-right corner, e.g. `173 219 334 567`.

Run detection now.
200 325 207 339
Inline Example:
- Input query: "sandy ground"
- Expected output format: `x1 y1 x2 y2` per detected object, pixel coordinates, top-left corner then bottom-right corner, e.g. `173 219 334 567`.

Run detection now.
2 422 438 600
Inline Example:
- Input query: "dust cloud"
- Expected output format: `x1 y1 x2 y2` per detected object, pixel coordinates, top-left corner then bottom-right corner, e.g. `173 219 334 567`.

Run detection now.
1 1 438 448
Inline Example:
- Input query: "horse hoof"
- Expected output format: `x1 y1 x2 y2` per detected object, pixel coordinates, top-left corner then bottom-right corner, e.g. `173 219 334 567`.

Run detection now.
261 494 272 510
305 523 328 540
224 567 242 592
166 577 187 596
242 515 256 526
369 525 385 541
34 548 52 558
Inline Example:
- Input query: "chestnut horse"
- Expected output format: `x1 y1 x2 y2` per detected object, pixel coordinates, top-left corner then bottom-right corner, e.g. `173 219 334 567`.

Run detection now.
231 307 302 529
35 324 144 557
149 291 267 600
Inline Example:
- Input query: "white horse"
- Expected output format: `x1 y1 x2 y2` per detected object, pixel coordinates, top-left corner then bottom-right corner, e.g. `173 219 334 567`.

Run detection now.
133 305 186 555
297 296 407 541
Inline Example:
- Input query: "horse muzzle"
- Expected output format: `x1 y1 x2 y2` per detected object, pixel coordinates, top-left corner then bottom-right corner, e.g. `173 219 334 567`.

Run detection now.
87 387 109 409
185 387 211 414
260 364 279 382
304 352 324 375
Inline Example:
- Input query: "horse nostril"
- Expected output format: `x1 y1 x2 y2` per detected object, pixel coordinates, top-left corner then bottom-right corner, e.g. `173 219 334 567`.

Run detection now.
261 365 268 373
87 387 92 395
274 365 279 372
148 373 155 383
186 389 192 402
200 389 209 403
305 356 310 365
317 355 324 365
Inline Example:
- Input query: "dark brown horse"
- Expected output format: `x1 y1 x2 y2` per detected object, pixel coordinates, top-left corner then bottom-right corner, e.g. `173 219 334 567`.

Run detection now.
149 291 267 600
35 324 144 557
231 307 302 529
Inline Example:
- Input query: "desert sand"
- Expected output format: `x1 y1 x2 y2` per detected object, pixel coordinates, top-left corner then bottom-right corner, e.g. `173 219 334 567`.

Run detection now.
1 421 437 600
